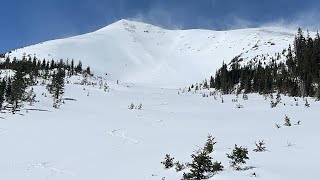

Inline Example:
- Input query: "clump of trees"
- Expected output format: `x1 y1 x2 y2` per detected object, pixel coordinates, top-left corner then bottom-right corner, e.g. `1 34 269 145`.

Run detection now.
0 55 90 112
161 134 223 180
209 28 320 98
128 102 143 110
161 135 267 179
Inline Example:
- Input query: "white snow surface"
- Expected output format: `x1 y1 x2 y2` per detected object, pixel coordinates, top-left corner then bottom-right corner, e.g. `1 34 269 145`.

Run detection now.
7 19 297 87
1 20 318 180
0 76 319 180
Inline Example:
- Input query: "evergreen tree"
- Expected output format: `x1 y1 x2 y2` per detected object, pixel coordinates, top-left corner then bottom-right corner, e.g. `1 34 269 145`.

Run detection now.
5 78 12 102
161 154 174 169
48 68 65 108
0 79 6 110
75 61 83 74
226 144 249 170
9 70 26 113
85 66 91 76
183 150 223 179
71 59 75 75
203 134 216 154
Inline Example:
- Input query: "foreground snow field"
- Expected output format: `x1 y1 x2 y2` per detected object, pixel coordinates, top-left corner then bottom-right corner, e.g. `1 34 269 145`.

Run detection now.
0 75 319 180
1 19 319 180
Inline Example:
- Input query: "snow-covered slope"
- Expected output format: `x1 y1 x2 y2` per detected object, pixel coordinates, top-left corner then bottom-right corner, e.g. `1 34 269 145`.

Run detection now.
0 76 319 180
1 20 319 180
6 19 296 87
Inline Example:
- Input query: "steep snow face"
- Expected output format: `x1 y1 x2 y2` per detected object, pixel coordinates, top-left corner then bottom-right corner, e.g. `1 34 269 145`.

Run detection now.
7 19 296 87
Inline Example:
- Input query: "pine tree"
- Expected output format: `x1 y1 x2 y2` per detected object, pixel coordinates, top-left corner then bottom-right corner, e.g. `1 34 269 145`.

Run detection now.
284 115 292 126
75 61 83 74
5 78 12 102
71 59 75 75
48 68 65 108
85 66 91 76
226 144 249 170
210 76 214 88
0 79 6 110
183 150 223 179
204 134 216 154
161 154 174 169
9 70 27 113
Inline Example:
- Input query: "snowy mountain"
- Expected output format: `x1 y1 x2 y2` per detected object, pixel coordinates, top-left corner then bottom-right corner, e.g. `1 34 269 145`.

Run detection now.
6 19 296 87
1 20 318 180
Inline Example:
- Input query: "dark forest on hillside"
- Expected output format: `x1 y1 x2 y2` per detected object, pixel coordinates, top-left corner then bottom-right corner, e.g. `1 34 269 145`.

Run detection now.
210 28 320 99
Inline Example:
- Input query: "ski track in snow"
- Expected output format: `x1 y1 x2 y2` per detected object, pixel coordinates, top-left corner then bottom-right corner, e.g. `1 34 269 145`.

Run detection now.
0 128 8 136
135 114 166 127
108 129 141 145
0 161 75 179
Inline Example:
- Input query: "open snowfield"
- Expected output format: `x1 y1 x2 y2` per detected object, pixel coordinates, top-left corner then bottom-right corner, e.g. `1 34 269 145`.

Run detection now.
0 75 319 180
1 20 319 180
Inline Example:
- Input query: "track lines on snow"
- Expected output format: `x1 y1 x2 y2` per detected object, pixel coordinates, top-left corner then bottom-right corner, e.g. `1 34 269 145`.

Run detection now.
108 129 141 145
0 161 75 179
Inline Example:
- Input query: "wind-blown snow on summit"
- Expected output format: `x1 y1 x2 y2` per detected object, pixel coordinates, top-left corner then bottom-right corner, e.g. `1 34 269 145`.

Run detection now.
7 19 296 86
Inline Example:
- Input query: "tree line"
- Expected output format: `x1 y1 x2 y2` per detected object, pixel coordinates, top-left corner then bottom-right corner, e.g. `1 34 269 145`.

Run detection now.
210 28 320 98
0 55 89 113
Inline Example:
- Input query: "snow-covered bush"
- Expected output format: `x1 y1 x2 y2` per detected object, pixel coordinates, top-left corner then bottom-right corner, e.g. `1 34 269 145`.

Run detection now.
174 161 186 172
284 115 292 127
161 154 174 169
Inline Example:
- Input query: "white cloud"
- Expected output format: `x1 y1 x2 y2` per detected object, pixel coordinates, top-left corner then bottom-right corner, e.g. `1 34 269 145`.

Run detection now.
260 9 320 31
129 7 184 30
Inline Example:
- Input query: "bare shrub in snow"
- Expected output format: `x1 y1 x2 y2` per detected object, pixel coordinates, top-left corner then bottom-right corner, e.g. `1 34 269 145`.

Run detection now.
305 99 310 107
253 140 267 152
128 102 135 110
236 104 244 108
294 120 301 125
137 103 143 110
242 94 248 100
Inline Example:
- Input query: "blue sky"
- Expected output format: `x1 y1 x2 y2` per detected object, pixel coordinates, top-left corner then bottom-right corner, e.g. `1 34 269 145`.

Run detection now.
1 0 320 53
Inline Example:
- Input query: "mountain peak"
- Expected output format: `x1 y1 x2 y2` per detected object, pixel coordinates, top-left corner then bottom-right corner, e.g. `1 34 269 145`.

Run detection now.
95 19 164 33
